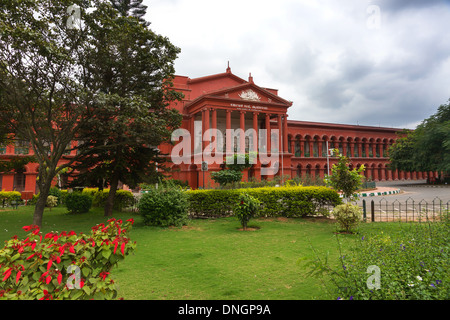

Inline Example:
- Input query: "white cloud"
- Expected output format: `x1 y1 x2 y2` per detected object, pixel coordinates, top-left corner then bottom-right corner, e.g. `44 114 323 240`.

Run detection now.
144 0 450 129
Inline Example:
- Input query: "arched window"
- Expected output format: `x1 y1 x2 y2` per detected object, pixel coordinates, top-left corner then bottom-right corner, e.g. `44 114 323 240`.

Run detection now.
14 169 26 192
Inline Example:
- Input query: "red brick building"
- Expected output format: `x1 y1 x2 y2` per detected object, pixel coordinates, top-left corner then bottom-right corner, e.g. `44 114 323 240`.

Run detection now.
0 67 434 194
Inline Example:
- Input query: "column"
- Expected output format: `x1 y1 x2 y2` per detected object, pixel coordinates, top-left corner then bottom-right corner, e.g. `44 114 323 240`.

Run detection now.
277 114 282 153
203 108 210 152
358 142 362 158
290 139 295 155
265 113 271 153
239 111 245 153
189 115 195 156
300 139 304 157
252 112 258 152
350 142 355 158
211 108 217 153
283 115 288 153
226 110 232 154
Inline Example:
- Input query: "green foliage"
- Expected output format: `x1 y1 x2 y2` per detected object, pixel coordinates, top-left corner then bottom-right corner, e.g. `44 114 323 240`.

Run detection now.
307 219 449 300
233 193 261 230
324 149 365 201
389 99 450 176
45 196 58 211
211 170 243 187
65 192 93 214
89 189 135 212
224 153 255 172
0 218 136 300
187 186 342 218
138 186 189 227
0 191 22 207
332 203 363 233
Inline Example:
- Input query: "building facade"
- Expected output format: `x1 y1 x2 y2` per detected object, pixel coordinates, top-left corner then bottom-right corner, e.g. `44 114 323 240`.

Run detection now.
0 67 435 195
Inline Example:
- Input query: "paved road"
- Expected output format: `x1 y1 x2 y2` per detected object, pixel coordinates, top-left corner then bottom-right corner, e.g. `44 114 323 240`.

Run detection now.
357 180 450 204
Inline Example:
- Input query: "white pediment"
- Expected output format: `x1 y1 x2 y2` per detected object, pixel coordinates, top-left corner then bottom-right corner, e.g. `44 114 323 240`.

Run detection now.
238 89 261 101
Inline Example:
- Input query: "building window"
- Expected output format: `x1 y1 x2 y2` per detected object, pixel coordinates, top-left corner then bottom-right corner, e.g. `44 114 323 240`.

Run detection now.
14 140 30 155
295 139 301 157
13 169 26 192
304 141 310 157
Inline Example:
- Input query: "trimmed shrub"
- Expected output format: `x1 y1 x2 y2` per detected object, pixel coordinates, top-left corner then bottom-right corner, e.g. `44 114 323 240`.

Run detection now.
187 186 342 218
332 203 362 233
138 187 189 227
0 218 136 300
46 195 58 211
234 193 261 230
65 192 93 214
91 189 135 211
0 191 22 207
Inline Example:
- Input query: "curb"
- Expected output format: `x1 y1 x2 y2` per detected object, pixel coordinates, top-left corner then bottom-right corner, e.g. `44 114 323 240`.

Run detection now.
339 188 401 198
359 189 401 197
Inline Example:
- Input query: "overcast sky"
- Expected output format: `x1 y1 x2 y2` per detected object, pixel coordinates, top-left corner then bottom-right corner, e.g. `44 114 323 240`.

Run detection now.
144 0 450 129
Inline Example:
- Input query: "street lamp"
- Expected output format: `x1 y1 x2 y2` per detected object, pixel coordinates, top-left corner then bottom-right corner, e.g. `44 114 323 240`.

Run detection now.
326 141 335 176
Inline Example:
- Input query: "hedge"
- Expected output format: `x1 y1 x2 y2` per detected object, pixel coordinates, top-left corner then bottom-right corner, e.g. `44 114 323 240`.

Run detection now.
186 186 342 218
0 191 22 207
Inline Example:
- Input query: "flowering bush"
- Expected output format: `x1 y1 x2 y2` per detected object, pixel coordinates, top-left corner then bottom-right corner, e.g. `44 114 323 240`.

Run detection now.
233 193 260 230
307 219 449 300
0 218 136 300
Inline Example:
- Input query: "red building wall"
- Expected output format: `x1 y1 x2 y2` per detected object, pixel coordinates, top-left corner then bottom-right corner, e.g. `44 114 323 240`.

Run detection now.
0 67 434 196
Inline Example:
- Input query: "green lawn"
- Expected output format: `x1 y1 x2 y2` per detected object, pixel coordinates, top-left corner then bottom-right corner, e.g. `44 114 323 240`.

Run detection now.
0 205 402 300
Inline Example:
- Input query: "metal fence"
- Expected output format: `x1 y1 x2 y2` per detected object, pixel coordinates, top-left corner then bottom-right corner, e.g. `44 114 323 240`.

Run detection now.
361 197 450 223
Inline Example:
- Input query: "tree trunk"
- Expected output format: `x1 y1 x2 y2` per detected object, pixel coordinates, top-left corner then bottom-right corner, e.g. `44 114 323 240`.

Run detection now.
104 173 120 217
33 180 52 228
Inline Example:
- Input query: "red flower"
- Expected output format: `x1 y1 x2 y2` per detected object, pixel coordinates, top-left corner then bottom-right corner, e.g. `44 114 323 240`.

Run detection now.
26 253 35 260
15 270 21 284
126 218 134 225
47 260 52 271
39 290 53 300
2 268 12 282
99 272 110 281
121 243 125 255
114 242 119 255
57 272 62 285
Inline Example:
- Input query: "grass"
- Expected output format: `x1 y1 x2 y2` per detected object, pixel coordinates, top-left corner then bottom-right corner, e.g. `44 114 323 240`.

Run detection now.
0 205 411 300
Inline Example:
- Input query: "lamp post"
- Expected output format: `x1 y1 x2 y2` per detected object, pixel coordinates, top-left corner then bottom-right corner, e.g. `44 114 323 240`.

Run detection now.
326 141 334 176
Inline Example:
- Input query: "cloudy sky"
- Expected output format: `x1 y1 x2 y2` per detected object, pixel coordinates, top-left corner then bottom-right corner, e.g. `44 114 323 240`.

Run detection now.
144 0 450 129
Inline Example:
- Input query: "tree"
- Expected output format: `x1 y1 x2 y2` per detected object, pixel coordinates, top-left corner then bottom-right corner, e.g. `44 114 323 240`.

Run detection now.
110 0 150 26
0 0 97 227
211 153 254 188
324 149 365 202
70 1 182 216
389 100 450 180
0 0 181 225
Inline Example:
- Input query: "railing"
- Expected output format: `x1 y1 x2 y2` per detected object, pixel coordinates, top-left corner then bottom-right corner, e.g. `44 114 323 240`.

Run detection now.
361 197 449 222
